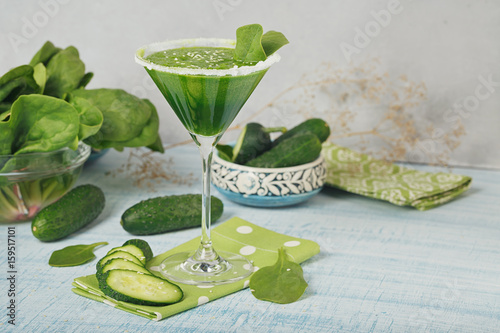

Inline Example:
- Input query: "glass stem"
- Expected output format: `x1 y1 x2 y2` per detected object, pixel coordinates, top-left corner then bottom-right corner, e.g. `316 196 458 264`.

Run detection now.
192 134 220 263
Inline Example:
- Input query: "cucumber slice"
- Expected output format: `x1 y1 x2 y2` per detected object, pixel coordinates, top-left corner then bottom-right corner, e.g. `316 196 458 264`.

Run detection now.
100 269 183 306
122 239 153 262
97 258 151 280
96 251 143 270
107 245 146 264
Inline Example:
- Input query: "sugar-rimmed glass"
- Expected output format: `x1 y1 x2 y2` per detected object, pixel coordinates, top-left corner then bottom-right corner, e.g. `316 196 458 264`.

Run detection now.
135 38 279 284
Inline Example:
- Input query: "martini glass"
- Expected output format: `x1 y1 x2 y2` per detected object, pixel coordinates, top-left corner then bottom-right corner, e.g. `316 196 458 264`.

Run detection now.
135 38 280 285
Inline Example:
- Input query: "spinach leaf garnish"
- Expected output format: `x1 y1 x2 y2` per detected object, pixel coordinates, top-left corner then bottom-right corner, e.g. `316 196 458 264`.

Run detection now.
261 30 289 57
249 247 308 304
234 24 267 64
234 24 289 64
49 242 108 267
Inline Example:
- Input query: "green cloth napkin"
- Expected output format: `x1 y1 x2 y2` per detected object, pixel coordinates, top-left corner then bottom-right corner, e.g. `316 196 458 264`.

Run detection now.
72 217 320 321
322 142 472 210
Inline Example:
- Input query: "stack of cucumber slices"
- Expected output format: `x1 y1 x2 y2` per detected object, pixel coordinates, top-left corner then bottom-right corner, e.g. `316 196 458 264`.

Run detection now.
96 239 183 306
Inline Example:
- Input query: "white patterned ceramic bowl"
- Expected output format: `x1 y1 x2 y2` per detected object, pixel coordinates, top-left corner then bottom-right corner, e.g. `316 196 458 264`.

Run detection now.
211 153 327 207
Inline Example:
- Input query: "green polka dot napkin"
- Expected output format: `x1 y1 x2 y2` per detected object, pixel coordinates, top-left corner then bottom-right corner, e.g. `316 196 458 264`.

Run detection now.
322 143 472 211
72 217 320 321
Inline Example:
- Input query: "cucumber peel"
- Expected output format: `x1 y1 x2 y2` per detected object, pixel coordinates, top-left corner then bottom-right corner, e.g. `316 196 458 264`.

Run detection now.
123 239 154 262
96 250 143 270
107 245 146 265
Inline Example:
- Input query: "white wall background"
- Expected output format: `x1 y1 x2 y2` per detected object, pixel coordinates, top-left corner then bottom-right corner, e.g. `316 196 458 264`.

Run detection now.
1 0 499 168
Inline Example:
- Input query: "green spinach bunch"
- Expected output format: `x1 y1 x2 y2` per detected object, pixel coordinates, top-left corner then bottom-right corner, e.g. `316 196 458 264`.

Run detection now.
0 41 163 156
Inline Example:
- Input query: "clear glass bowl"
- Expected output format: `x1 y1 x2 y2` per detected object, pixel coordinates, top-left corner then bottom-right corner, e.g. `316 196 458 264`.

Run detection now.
0 142 91 222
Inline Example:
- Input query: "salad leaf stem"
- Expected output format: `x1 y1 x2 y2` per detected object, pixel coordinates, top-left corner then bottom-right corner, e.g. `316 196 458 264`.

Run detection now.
0 188 19 216
40 179 58 202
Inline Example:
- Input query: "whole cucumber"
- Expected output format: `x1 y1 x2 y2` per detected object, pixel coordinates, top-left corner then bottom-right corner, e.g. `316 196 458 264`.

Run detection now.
232 123 285 165
121 194 224 235
32 184 105 242
273 118 330 147
245 132 322 168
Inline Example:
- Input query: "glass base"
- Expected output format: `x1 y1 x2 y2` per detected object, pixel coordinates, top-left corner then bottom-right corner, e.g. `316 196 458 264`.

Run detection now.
160 251 253 285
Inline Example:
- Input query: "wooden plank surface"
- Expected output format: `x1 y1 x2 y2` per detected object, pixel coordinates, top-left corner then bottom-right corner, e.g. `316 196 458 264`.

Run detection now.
1 146 499 332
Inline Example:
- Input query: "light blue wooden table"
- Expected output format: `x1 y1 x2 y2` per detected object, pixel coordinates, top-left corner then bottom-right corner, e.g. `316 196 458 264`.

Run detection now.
1 145 499 332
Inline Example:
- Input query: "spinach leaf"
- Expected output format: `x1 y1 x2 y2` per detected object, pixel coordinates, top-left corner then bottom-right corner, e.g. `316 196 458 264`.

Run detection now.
0 65 40 104
29 41 61 66
0 104 10 113
44 46 85 98
32 63 47 94
10 95 80 154
0 121 13 155
249 247 308 304
68 96 104 141
83 98 161 152
234 24 267 64
216 144 233 161
71 89 152 143
147 134 165 153
261 30 289 57
0 111 9 121
78 72 94 89
49 242 108 267
121 99 162 151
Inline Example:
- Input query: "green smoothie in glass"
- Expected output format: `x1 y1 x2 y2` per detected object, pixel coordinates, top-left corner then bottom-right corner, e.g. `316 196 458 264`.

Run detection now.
140 43 276 137
135 26 286 285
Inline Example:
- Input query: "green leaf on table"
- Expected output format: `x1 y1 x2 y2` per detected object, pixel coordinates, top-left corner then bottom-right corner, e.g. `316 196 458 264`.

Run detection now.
29 41 61 66
234 24 267 64
49 242 108 267
67 95 104 141
44 46 86 98
216 144 233 161
10 95 80 154
249 247 308 304
261 30 289 57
